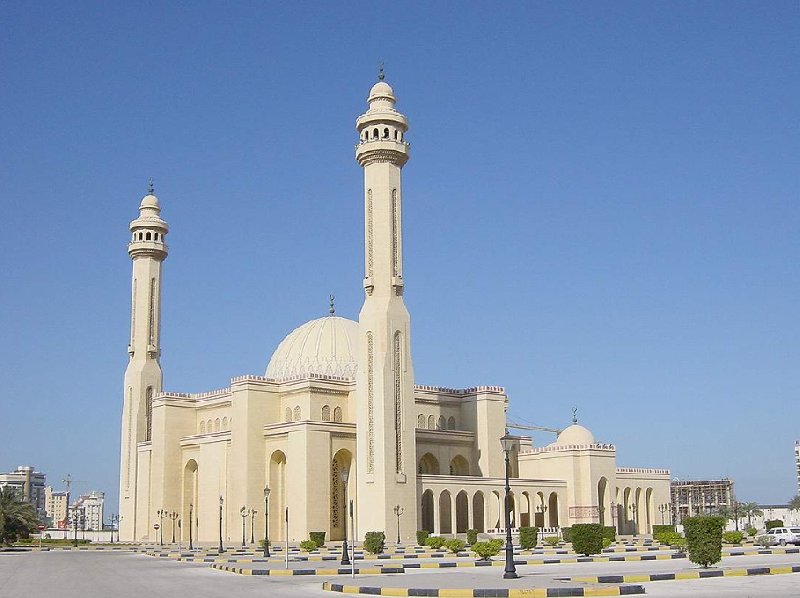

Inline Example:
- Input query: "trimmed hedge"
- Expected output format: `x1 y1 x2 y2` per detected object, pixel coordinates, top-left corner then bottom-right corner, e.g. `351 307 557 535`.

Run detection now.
466 529 478 546
570 523 604 556
543 536 560 547
444 538 466 554
519 526 538 550
765 519 783 530
561 527 572 543
722 530 744 545
299 539 317 551
416 530 430 546
425 536 445 550
363 531 385 554
602 526 616 543
684 516 725 567
652 524 675 535
472 539 502 560
309 531 326 547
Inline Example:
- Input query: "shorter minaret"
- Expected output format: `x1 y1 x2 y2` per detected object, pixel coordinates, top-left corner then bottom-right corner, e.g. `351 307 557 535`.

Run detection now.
119 181 169 541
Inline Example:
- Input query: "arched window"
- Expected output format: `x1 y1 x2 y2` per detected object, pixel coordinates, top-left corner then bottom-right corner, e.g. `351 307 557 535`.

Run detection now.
383 127 389 138
447 416 456 430
449 455 469 476
373 128 379 139
284 408 291 422
418 453 440 475
417 414 425 428
437 416 445 430
146 232 152 241
222 416 228 430
322 405 331 421
293 406 301 421
333 406 343 422
207 419 212 432
427 415 435 429
199 421 205 434
214 418 220 432
394 130 399 140
144 386 153 441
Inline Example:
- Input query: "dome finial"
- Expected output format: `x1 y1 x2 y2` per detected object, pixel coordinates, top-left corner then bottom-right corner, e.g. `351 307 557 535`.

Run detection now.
572 407 578 424
329 294 335 315
147 177 155 195
378 61 385 81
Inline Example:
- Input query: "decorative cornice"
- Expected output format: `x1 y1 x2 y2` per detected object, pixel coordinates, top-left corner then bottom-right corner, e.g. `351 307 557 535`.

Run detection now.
520 443 616 455
356 148 409 167
617 467 670 475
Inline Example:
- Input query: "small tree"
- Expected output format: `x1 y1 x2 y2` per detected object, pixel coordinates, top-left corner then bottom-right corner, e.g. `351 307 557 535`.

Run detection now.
0 488 38 545
416 530 430 546
740 502 763 528
684 516 725 568
519 526 538 550
789 495 800 514
363 531 385 554
472 540 501 561
570 524 604 556
466 529 478 546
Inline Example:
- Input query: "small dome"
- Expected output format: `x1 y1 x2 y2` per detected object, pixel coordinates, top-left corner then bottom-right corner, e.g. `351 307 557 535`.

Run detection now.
139 193 160 211
266 316 359 380
368 81 395 103
554 424 595 446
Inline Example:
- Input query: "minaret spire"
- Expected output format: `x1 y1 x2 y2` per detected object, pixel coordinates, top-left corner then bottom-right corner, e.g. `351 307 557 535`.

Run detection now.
354 76 416 543
119 186 169 542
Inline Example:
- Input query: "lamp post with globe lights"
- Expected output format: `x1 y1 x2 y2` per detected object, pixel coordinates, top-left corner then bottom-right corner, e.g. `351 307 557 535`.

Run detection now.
263 487 271 557
218 495 225 553
340 469 350 566
500 431 518 579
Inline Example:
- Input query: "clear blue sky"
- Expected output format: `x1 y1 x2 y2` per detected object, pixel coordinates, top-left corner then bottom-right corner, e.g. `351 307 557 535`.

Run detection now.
1 2 798 513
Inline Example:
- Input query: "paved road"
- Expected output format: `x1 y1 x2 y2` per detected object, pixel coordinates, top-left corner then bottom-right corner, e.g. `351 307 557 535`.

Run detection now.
1 549 798 597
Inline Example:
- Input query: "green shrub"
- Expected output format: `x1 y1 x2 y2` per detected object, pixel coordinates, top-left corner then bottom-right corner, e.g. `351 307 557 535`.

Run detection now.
722 531 744 545
652 524 675 535
519 526 538 550
561 527 572 543
309 531 326 548
425 536 445 550
444 539 466 554
416 530 430 546
746 526 757 537
570 524 604 556
259 538 270 550
299 539 317 552
765 519 783 530
602 526 616 543
472 540 501 560
755 534 776 547
654 531 684 546
363 531 385 554
543 536 560 547
466 529 478 546
489 538 503 551
684 516 725 568
602 538 612 549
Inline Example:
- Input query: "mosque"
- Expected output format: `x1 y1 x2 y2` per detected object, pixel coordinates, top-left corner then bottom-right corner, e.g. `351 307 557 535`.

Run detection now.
118 75 671 544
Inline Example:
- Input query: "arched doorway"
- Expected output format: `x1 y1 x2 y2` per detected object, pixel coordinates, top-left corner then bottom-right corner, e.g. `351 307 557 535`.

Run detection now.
449 455 469 476
455 491 469 533
645 488 653 534
418 453 440 475
421 490 434 532
182 459 198 543
269 451 286 542
535 491 546 527
598 478 608 526
520 492 531 528
548 492 559 527
472 491 485 532
439 491 452 534
634 488 642 534
330 449 353 541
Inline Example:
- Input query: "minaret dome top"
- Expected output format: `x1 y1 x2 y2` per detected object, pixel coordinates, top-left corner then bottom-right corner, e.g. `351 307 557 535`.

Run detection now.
368 81 396 109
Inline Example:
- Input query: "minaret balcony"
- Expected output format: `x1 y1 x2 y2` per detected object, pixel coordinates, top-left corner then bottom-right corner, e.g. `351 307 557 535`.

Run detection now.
356 140 410 167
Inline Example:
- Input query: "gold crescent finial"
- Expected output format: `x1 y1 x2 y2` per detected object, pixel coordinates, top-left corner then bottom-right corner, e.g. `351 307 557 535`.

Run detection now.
147 177 155 195
329 294 335 315
572 407 578 424
378 61 385 81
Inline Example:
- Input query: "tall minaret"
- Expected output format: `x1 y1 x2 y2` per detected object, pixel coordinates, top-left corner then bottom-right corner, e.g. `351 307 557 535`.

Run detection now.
354 73 418 541
119 181 168 541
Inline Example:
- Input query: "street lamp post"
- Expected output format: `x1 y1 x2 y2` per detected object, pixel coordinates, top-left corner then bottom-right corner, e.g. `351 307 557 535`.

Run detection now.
340 469 350 566
500 431 518 579
169 511 179 543
658 504 667 525
250 508 257 544
629 504 639 536
218 495 225 553
188 503 194 550
393 505 404 545
109 514 119 544
240 507 248 548
536 504 548 528
263 487 271 558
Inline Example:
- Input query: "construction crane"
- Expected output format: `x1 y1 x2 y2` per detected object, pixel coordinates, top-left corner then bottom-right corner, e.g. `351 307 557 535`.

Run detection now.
506 420 562 436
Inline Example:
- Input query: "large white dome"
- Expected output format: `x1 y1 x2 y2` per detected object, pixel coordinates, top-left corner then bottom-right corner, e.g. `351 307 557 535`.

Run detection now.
266 316 359 380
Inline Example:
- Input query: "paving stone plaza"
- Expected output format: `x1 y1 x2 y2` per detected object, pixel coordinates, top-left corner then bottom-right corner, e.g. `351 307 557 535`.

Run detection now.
2 540 799 597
